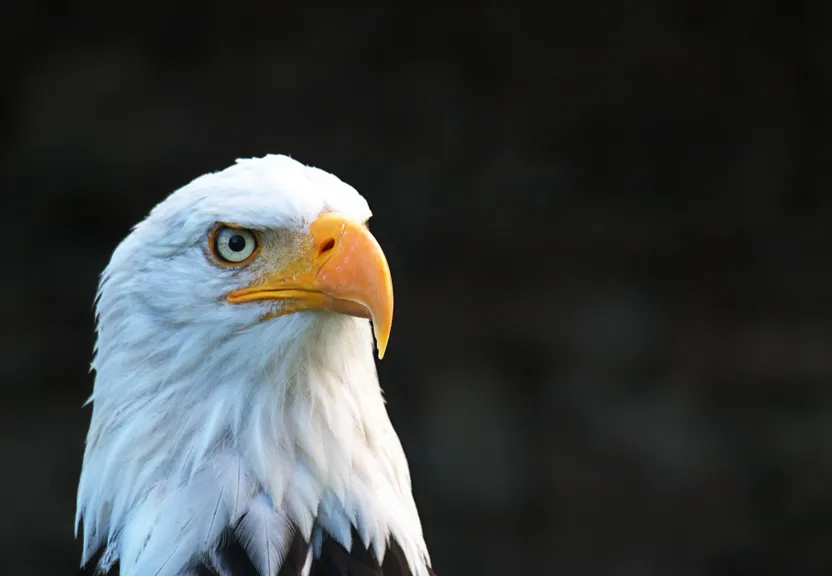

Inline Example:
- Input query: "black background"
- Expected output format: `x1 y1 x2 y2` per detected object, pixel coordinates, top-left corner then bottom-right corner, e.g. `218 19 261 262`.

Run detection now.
4 1 832 575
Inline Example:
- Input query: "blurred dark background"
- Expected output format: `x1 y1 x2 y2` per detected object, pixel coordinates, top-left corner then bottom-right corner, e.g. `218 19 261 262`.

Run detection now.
4 1 832 574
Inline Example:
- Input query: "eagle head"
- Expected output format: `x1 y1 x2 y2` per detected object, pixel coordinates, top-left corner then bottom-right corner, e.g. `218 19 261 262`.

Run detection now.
75 155 431 576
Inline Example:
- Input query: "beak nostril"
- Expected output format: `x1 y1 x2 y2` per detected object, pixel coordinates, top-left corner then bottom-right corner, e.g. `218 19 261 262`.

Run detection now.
319 238 336 256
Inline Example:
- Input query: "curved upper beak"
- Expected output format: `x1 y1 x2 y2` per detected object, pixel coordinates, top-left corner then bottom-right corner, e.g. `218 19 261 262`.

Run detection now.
226 213 394 359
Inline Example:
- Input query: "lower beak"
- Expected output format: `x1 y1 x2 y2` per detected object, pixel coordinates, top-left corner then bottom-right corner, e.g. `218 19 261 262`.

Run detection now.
226 213 394 358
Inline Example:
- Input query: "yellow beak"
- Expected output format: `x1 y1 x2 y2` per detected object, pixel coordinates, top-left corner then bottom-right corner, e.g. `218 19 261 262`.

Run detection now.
226 213 394 358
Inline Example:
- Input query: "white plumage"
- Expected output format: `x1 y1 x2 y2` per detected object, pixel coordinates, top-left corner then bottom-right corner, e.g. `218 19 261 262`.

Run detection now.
75 155 431 576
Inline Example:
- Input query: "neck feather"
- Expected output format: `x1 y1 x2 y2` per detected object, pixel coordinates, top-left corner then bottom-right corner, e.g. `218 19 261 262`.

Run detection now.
77 311 428 576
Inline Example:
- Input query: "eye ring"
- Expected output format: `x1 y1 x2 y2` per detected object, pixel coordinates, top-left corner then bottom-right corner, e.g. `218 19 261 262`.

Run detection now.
208 224 261 266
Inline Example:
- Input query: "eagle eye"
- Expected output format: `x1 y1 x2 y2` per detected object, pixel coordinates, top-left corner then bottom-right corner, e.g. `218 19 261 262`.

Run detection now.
210 225 260 265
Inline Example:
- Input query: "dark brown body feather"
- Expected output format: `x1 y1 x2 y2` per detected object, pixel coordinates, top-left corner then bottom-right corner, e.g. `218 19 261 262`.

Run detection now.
78 527 435 576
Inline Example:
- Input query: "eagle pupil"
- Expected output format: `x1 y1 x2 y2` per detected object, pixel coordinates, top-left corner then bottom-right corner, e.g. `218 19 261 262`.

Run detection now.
228 234 246 252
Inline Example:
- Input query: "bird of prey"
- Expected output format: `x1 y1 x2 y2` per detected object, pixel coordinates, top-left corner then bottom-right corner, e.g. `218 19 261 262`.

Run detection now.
76 155 435 576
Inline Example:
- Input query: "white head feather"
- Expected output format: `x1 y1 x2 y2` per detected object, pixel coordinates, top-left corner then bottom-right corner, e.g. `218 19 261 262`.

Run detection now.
75 155 430 576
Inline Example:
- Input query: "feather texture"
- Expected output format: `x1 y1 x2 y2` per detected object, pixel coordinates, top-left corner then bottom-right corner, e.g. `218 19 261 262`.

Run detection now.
234 493 294 576
81 531 435 576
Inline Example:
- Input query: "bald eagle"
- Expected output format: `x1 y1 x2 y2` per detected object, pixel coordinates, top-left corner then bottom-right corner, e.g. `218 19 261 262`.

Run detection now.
76 156 435 576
